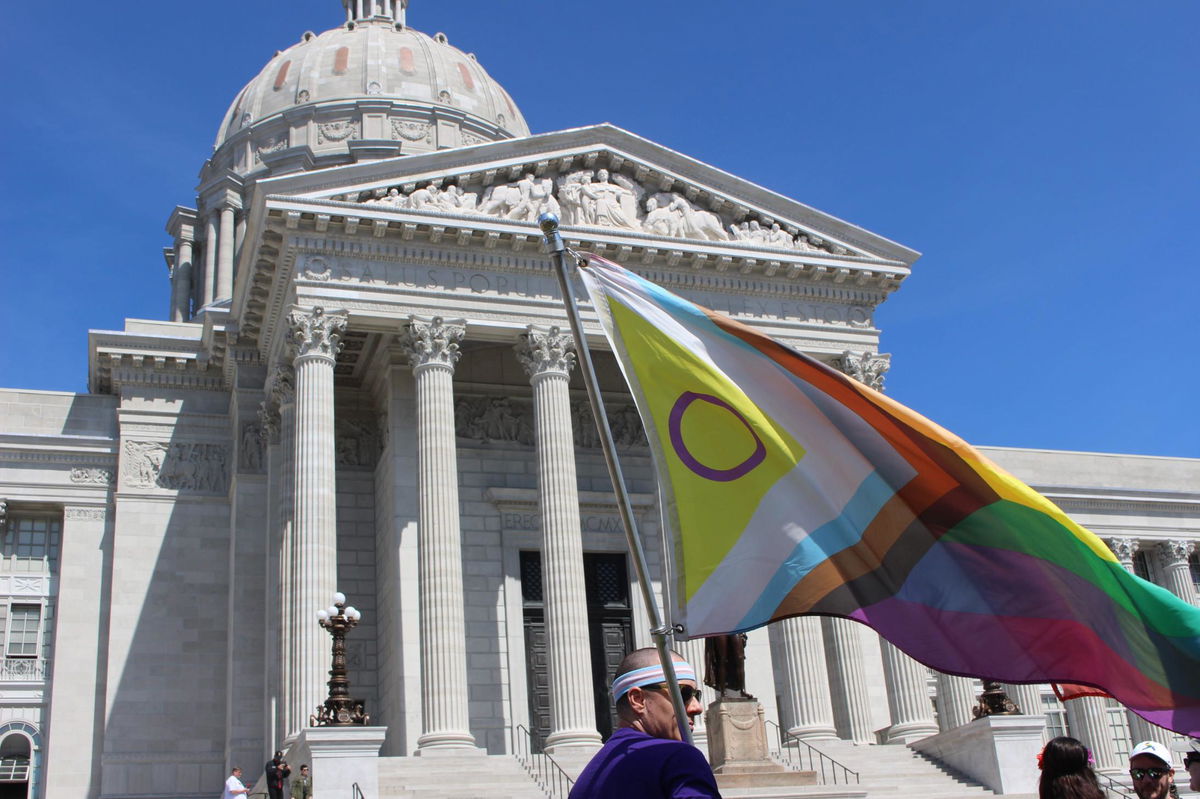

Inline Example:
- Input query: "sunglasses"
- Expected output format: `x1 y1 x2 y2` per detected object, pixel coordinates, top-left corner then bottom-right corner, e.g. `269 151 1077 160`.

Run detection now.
647 683 702 704
1130 769 1169 781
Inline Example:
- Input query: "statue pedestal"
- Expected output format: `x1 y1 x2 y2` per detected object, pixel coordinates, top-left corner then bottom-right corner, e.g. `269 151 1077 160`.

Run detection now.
705 699 817 790
287 726 387 799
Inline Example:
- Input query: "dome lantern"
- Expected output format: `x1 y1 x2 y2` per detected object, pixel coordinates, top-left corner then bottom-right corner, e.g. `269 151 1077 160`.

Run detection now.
342 0 407 26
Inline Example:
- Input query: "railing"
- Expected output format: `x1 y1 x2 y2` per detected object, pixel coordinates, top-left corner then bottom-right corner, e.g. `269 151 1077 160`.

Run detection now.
511 724 574 799
1097 771 1135 799
0 658 47 681
766 720 860 785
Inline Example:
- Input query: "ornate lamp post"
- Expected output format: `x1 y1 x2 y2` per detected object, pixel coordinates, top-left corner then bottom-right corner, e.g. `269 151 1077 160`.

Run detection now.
974 679 1021 718
312 591 370 726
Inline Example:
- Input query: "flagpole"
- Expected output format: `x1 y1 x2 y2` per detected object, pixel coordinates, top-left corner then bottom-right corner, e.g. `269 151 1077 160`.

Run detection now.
539 213 693 745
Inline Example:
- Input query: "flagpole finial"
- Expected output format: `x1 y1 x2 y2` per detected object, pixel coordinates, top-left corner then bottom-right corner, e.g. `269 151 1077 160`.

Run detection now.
538 212 560 236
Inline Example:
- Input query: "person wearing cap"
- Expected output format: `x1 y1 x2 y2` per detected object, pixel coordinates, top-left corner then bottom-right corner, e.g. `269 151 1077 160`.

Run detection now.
1173 738 1200 793
569 647 719 798
1129 741 1176 799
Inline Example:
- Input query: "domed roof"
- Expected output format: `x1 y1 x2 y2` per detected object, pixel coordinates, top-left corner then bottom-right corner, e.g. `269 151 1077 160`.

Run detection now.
209 1 529 177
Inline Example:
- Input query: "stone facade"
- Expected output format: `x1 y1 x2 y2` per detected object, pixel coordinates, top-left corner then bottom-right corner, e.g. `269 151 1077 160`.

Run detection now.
2 5 1199 799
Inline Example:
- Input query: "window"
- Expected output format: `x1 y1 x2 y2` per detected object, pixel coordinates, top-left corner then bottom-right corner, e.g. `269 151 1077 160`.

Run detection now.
6 606 41 658
1190 552 1200 596
1 514 60 573
1042 694 1067 742
1133 551 1152 582
0 733 30 782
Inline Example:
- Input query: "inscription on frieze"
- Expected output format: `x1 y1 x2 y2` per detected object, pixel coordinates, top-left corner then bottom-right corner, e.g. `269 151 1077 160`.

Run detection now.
500 510 625 534
297 253 871 327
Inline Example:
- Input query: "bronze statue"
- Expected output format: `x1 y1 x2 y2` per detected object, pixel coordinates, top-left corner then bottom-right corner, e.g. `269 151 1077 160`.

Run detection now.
703 633 754 700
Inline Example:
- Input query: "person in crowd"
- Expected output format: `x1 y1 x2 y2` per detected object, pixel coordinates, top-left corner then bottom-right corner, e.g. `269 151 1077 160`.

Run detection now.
291 763 313 799
570 647 720 798
264 750 291 799
1129 741 1177 799
222 767 249 799
1038 736 1104 799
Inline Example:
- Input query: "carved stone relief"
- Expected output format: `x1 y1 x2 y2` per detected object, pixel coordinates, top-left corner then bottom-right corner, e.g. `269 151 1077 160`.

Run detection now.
336 416 380 468
65 507 106 520
69 467 115 485
317 119 360 144
391 119 431 142
454 394 647 449
122 440 230 493
254 134 287 163
354 160 860 255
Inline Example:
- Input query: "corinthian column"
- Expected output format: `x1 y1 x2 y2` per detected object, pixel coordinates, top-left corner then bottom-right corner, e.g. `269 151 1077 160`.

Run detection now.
823 618 875 742
772 617 836 739
171 232 194 322
259 399 282 748
880 641 937 743
1157 540 1197 605
934 672 976 731
400 316 477 750
271 368 299 738
515 326 601 752
1103 537 1170 749
203 211 218 307
287 307 346 730
1065 696 1119 772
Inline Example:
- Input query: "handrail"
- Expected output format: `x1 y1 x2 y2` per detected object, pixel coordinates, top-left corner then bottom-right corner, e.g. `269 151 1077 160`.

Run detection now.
1096 771 1135 799
765 720 860 785
511 724 575 799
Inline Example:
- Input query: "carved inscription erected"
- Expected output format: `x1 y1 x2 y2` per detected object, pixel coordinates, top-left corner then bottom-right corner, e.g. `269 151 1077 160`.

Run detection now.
122 440 230 493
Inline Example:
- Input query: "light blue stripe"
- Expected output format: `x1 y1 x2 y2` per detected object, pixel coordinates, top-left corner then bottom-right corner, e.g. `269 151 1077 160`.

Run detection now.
735 470 897 629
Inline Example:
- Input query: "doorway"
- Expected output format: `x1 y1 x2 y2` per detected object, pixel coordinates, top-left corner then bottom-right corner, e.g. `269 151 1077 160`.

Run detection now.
521 551 633 747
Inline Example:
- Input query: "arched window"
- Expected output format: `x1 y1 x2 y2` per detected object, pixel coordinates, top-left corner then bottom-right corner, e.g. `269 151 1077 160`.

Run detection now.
0 732 31 797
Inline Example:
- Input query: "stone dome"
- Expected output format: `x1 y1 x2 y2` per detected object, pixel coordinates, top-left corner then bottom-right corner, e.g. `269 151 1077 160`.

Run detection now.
209 0 529 177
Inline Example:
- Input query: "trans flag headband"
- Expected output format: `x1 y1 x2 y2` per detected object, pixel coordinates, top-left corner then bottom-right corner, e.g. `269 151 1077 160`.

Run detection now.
611 661 697 702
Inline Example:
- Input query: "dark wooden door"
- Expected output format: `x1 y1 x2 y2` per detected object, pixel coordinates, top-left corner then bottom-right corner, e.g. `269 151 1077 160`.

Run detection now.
522 551 633 748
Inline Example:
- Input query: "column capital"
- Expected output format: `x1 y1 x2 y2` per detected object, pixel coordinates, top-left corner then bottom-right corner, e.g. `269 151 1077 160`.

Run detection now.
515 325 576 380
268 364 296 408
835 350 890 391
1104 536 1138 565
288 306 348 362
400 316 465 374
1157 539 1195 568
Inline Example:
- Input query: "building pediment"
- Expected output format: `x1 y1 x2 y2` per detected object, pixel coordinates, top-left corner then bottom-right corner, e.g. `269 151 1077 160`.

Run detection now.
253 124 919 268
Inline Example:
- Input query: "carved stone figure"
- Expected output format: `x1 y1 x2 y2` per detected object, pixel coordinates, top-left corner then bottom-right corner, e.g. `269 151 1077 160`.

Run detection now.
479 174 559 222
556 170 594 225
704 633 753 700
579 168 640 228
239 422 265 473
434 183 478 212
664 194 729 241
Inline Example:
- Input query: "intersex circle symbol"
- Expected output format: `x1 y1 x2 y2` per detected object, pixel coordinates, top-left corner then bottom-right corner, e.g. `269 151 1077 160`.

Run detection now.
668 391 766 481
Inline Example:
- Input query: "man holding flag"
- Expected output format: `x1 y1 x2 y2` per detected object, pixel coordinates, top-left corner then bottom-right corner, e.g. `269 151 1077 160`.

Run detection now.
570 648 719 799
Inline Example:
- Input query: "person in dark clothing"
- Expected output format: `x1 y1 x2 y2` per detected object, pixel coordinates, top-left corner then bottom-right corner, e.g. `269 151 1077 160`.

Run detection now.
265 750 291 799
571 647 719 799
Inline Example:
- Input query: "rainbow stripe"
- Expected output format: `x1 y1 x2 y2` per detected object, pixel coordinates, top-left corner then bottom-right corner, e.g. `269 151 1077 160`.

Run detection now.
578 254 1200 736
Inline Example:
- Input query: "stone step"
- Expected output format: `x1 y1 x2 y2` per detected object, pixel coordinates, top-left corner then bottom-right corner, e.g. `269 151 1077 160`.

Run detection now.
377 753 549 799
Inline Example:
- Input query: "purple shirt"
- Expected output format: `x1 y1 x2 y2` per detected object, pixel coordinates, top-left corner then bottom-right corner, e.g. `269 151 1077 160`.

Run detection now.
570 728 721 799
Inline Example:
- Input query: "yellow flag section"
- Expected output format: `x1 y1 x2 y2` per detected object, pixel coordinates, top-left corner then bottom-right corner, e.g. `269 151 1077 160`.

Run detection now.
603 289 807 600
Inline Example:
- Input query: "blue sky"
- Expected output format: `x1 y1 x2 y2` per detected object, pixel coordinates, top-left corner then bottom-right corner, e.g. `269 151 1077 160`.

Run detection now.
1 1 1196 457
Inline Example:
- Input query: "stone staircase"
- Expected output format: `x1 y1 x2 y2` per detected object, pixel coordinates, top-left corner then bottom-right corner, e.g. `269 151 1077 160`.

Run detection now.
377 753 553 798
799 739 1031 799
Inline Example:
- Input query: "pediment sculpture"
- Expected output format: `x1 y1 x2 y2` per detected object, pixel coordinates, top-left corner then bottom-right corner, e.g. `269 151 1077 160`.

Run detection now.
351 166 857 256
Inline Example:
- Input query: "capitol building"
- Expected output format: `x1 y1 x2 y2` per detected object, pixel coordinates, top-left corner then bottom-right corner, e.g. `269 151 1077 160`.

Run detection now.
2 1 1198 798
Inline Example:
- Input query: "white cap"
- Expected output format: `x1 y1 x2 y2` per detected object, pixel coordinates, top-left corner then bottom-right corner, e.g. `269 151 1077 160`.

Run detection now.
1130 741 1173 766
